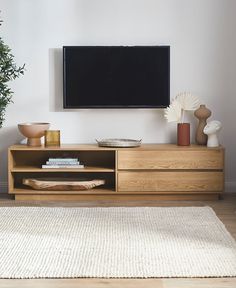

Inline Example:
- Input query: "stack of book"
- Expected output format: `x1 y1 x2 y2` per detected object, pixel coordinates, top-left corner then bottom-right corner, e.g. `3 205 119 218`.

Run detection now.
42 158 84 169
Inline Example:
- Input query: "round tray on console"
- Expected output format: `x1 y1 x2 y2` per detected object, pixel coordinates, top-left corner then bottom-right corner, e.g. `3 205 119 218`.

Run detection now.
96 138 142 148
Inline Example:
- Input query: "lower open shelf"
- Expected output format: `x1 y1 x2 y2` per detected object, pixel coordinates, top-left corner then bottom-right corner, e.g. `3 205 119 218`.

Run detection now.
10 171 115 194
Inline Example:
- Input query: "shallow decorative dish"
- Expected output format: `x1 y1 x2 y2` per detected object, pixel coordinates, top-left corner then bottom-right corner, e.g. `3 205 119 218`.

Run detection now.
96 138 142 148
23 178 105 191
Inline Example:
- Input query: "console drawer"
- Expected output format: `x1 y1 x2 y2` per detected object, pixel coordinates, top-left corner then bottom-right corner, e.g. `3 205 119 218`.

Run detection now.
117 171 224 192
117 150 224 170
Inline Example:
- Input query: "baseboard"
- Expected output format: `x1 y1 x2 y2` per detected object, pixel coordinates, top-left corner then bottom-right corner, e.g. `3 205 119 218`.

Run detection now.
0 182 8 194
225 181 236 193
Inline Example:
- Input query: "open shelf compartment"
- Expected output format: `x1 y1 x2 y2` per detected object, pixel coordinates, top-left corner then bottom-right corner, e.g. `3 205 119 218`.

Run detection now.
10 150 115 171
10 172 115 194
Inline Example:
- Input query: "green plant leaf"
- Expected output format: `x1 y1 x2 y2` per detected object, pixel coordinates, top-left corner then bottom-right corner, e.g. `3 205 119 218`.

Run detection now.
0 17 25 128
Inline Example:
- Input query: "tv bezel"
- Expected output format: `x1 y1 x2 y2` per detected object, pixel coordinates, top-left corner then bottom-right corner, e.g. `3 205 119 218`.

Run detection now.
63 45 170 109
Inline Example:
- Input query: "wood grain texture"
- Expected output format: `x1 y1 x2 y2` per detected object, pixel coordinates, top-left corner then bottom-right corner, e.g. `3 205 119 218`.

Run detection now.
14 194 219 201
12 188 116 195
10 150 115 169
118 171 223 192
23 178 106 191
1 278 236 288
118 149 224 170
9 143 224 151
8 149 14 194
8 144 225 200
11 166 115 172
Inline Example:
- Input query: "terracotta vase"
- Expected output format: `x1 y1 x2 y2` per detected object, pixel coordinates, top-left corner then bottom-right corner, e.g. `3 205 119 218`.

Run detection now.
194 105 211 145
177 123 190 146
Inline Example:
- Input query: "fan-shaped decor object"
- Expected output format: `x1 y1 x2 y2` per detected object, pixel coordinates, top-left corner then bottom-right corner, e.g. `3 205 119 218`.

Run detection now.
164 92 200 146
176 92 200 111
164 92 200 123
164 100 182 123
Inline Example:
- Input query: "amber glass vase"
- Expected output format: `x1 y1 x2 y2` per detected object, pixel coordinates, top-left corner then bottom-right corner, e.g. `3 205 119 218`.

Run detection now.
45 130 61 147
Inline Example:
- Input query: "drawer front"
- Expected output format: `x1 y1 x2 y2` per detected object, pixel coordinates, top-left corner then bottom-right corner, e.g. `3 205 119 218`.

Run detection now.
118 150 224 170
118 171 224 192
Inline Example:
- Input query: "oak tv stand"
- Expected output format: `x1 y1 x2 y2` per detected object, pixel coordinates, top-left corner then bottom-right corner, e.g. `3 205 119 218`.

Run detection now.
8 144 224 201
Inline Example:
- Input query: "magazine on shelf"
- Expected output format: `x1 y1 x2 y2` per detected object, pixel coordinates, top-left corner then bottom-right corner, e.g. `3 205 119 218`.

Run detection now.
48 158 79 162
42 164 84 169
46 161 80 165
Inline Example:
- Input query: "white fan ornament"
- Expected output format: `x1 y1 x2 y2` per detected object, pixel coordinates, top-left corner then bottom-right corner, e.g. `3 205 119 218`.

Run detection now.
164 92 200 123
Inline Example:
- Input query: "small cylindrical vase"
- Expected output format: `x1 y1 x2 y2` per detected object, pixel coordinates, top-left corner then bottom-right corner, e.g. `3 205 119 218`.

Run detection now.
177 123 190 146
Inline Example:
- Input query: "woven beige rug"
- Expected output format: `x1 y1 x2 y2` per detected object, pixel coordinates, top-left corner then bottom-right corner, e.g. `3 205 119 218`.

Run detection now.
0 206 236 278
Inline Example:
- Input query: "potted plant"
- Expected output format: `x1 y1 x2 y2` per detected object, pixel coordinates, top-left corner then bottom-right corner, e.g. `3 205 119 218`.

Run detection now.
0 17 25 128
164 92 200 145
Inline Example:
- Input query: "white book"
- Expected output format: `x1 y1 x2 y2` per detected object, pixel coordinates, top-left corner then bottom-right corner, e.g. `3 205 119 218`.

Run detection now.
46 161 80 165
42 164 84 169
48 158 79 162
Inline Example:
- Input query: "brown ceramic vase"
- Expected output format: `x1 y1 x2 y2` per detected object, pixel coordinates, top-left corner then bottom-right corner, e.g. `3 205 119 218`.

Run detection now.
194 105 211 145
177 123 190 146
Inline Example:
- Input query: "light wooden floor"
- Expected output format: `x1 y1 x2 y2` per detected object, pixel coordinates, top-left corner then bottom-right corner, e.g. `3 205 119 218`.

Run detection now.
0 193 236 288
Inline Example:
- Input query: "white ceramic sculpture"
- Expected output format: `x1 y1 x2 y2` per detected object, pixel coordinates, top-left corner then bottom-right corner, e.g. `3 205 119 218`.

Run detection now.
203 120 222 147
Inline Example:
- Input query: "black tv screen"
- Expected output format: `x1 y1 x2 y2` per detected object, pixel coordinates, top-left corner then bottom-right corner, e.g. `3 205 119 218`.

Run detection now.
63 46 170 108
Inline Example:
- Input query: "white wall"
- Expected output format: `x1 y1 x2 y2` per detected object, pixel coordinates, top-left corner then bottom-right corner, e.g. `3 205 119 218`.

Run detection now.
0 0 236 192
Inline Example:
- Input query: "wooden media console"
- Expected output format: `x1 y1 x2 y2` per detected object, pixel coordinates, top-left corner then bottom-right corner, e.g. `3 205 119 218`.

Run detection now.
8 144 224 201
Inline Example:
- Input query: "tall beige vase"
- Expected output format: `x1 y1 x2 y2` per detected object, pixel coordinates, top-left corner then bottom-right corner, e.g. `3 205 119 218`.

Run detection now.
194 105 211 145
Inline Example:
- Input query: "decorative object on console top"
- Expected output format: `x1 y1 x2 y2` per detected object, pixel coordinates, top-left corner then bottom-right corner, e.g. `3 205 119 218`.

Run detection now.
45 130 60 147
203 120 222 148
18 122 50 147
177 123 190 146
164 92 200 146
23 178 105 191
96 138 142 148
194 105 212 145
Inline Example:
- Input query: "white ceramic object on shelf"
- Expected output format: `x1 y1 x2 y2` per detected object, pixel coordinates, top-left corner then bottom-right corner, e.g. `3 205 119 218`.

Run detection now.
203 120 222 147
18 122 50 146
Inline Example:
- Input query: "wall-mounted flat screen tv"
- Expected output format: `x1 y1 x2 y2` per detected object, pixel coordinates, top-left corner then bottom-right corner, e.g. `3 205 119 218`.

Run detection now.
63 46 170 108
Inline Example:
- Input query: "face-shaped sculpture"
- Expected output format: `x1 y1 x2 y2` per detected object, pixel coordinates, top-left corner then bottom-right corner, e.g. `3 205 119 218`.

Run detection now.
203 120 222 135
